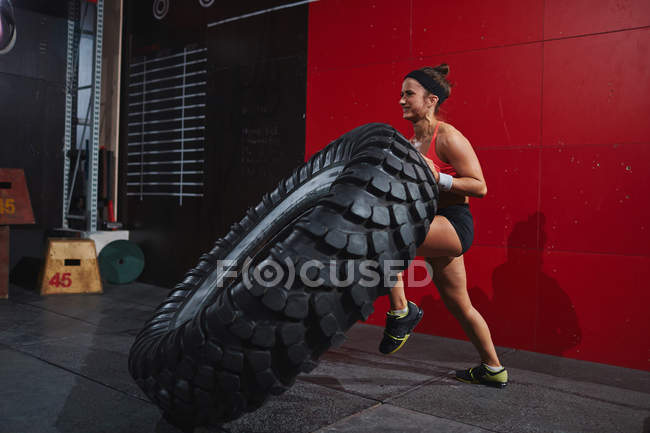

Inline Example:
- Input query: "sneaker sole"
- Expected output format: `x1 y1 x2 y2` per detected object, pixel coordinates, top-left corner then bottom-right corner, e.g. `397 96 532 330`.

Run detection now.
454 376 508 389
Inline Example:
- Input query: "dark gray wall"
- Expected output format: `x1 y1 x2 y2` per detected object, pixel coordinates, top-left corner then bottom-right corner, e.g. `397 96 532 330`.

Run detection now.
0 0 67 272
119 1 307 286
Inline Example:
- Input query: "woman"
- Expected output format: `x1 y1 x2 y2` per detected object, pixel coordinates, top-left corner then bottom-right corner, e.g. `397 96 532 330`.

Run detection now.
379 65 508 388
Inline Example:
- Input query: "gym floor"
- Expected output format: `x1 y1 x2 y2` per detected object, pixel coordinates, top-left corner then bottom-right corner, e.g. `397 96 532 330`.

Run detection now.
1 282 648 433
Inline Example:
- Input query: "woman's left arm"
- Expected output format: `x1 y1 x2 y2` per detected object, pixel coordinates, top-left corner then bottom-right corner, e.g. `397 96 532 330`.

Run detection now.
439 132 487 198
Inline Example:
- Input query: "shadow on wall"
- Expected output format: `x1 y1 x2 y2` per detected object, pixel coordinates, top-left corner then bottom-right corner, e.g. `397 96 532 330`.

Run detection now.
491 212 581 355
420 212 581 356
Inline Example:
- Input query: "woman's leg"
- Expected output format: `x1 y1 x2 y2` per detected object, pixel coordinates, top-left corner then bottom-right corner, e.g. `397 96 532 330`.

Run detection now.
389 272 407 311
388 216 463 311
429 255 501 367
381 216 464 354
379 270 425 354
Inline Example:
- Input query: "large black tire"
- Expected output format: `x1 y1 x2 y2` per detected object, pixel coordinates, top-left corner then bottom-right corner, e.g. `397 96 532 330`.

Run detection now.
128 123 438 430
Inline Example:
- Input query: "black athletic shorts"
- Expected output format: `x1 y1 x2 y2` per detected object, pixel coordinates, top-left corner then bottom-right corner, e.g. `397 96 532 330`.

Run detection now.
435 204 474 255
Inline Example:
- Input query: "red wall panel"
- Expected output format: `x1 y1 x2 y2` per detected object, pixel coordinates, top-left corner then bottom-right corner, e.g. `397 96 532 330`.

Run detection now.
418 44 543 149
464 246 540 352
543 29 650 147
540 143 650 256
307 0 650 370
544 0 650 39
370 246 543 352
541 251 650 371
307 0 410 71
472 148 540 248
305 61 414 159
412 0 543 56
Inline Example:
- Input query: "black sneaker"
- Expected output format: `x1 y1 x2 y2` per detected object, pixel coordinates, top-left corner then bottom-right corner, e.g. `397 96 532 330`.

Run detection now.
455 364 508 388
379 301 423 354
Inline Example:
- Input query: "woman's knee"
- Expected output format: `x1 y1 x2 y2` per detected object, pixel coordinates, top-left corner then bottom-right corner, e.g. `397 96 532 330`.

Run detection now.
440 292 473 319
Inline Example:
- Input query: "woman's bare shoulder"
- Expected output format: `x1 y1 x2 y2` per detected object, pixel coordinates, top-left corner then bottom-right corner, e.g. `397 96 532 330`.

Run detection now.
438 121 471 149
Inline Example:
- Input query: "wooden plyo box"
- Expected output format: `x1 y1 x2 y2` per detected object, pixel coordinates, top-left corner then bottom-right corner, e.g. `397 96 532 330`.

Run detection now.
1 168 35 299
0 168 35 225
40 239 103 295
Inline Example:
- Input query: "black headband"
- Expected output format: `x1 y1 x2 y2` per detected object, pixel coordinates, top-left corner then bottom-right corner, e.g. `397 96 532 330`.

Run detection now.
405 70 448 104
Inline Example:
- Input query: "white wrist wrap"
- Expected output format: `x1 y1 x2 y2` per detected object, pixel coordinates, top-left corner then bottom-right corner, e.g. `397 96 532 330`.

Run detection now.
438 173 453 192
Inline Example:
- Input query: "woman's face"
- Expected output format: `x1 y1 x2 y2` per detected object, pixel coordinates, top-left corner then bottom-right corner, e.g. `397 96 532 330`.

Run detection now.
400 78 435 122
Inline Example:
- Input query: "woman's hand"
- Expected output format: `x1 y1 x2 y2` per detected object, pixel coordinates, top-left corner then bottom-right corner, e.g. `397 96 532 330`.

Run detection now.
420 155 440 182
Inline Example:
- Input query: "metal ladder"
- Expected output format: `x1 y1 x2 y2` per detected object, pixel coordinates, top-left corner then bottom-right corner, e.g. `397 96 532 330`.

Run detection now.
62 0 104 233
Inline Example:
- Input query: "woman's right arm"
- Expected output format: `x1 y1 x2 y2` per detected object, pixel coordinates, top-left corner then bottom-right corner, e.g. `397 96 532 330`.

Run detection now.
438 131 487 198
